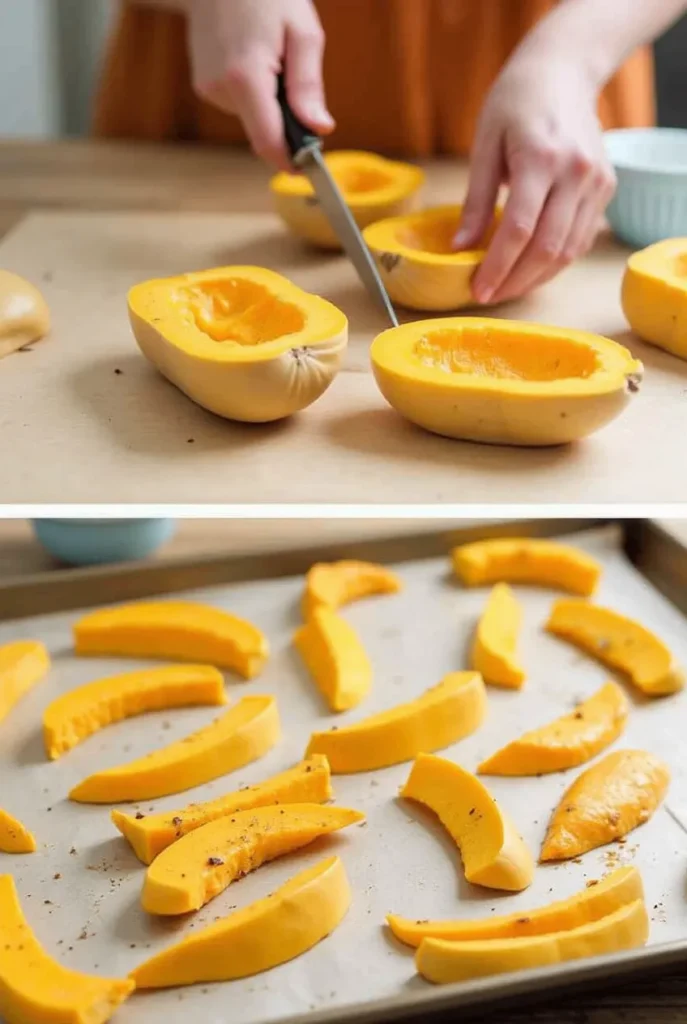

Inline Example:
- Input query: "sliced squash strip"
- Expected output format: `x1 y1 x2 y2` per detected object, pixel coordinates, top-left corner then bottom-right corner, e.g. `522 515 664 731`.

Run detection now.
112 753 332 864
452 538 601 595
70 695 280 804
547 599 684 696
541 749 670 861
306 672 486 773
0 809 36 854
43 664 227 760
132 855 350 988
471 582 525 689
0 641 50 725
401 754 534 893
479 680 628 776
415 899 649 984
294 607 372 712
388 865 643 946
0 874 134 1024
302 560 402 618
73 600 269 679
142 803 364 915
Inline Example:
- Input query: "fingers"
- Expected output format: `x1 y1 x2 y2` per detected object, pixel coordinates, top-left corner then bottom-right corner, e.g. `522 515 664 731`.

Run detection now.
284 17 334 134
453 131 504 251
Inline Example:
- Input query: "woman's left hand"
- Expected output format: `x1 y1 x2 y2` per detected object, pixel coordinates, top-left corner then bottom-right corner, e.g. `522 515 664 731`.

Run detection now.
454 52 617 305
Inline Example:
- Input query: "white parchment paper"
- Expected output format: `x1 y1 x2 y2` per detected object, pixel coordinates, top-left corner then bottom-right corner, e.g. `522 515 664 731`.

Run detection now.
1 526 687 1024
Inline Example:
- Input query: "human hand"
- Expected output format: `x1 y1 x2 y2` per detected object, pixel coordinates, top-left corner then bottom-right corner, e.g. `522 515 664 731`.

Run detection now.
185 0 334 169
454 54 616 305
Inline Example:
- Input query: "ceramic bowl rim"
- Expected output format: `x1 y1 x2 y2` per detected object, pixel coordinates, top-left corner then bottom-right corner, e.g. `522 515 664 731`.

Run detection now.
604 127 687 179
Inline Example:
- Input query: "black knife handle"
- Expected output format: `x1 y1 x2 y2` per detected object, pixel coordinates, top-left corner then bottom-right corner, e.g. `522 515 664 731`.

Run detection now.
277 72 321 161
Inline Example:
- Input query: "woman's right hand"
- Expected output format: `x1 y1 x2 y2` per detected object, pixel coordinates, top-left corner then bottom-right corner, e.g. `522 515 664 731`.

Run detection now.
185 0 334 169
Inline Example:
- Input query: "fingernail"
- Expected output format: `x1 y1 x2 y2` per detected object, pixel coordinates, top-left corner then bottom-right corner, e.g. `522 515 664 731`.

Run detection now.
474 285 493 304
453 227 472 247
307 104 334 129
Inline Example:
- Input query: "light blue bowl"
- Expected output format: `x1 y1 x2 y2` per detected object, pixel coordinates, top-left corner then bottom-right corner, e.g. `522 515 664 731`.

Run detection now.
605 128 687 249
32 519 176 567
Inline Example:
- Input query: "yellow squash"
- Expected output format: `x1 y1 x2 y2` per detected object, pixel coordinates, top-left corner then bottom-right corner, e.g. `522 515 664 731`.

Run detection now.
73 600 268 679
479 680 628 776
43 664 226 760
294 607 372 712
402 754 534 892
0 875 134 1024
363 204 498 311
129 266 347 422
0 270 50 359
112 753 332 864
471 583 525 689
132 856 350 987
541 749 670 861
547 599 684 696
306 672 486 773
302 559 402 619
0 640 50 725
452 538 601 596
371 318 643 446
70 695 280 803
415 900 649 984
621 238 687 361
142 803 363 915
388 865 643 946
271 150 424 248
0 809 36 854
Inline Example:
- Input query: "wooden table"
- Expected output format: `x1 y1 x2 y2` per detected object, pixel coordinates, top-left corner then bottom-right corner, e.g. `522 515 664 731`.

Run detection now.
1 140 685 504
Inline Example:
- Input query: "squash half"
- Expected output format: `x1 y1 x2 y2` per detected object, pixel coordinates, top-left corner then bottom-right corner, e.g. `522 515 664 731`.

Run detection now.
621 238 687 361
370 318 643 446
129 266 347 422
0 270 50 359
271 150 424 249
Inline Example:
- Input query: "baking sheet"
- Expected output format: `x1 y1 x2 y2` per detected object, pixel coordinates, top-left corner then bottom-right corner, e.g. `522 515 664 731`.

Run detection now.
1 525 687 1024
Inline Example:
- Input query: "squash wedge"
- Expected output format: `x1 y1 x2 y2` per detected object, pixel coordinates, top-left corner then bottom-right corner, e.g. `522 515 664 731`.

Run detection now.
141 803 363 915
112 753 332 864
302 560 402 619
0 809 36 854
415 899 649 984
0 640 50 725
0 270 50 359
541 749 670 861
43 664 227 760
547 599 684 696
471 583 525 689
388 865 644 946
306 672 486 773
371 319 642 446
452 538 601 595
129 266 348 422
132 855 350 987
402 754 533 892
479 681 628 776
0 874 134 1024
73 600 268 679
621 238 687 361
294 607 372 712
70 695 280 803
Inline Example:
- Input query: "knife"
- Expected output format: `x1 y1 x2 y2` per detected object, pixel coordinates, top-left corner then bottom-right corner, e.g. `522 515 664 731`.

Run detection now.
276 72 399 328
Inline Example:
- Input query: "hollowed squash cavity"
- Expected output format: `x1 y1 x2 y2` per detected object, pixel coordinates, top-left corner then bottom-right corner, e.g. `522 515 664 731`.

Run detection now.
185 279 306 344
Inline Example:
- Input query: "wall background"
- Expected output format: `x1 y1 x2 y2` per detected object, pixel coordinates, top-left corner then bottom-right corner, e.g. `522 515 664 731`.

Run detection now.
0 1 685 138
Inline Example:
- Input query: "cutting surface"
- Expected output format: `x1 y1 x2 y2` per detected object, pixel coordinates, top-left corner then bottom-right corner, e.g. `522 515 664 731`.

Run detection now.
0 210 683 504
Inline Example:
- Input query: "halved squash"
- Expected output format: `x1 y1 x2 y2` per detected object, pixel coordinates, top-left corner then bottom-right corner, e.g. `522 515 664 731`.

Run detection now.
129 266 348 422
621 238 687 361
294 607 372 712
0 809 36 854
471 583 525 689
370 318 643 446
452 538 601 596
401 754 534 892
271 150 424 249
302 560 402 618
0 641 50 725
131 856 350 987
363 205 498 311
0 874 134 1024
0 270 50 359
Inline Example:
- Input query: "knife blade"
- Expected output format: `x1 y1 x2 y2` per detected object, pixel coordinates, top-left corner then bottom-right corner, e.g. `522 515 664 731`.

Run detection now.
276 73 399 328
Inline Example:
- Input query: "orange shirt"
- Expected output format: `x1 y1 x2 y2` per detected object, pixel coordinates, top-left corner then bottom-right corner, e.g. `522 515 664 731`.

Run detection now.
93 0 655 156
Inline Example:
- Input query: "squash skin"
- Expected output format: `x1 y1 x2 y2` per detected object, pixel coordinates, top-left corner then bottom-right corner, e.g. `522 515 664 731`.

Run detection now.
294 607 372 712
302 560 402 618
271 151 424 249
370 318 643 447
129 266 348 423
0 810 36 854
402 754 534 892
452 538 601 596
131 856 350 987
0 641 50 725
0 874 134 1024
622 238 687 360
0 270 50 359
471 583 525 689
